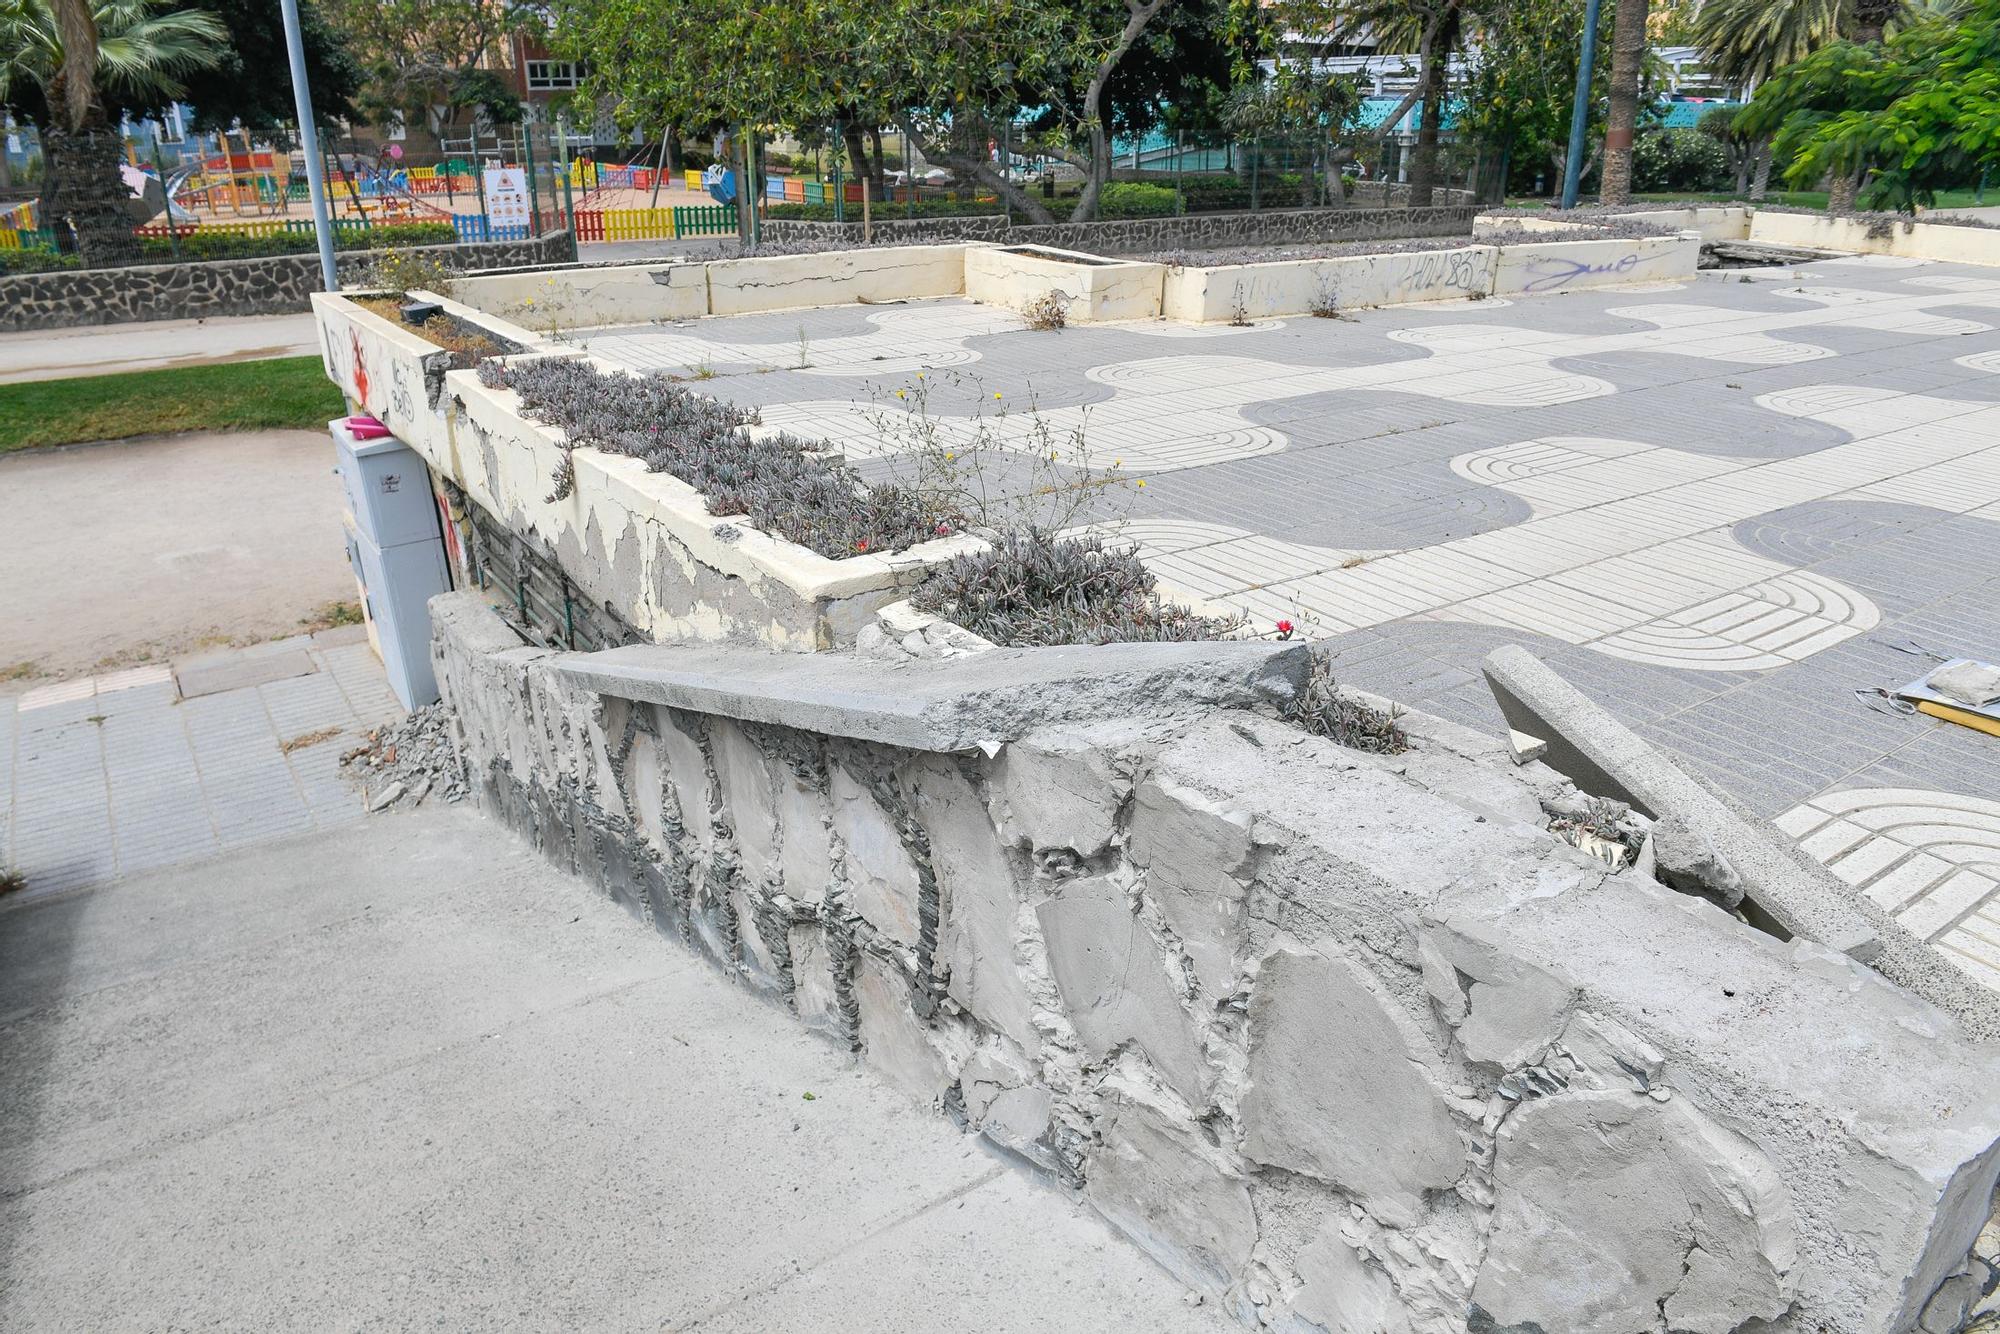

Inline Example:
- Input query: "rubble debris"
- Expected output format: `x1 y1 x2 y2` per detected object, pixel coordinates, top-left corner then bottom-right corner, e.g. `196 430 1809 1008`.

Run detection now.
343 702 467 812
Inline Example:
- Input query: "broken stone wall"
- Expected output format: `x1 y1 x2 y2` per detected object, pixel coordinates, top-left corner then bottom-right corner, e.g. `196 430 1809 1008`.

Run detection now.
430 591 2000 1334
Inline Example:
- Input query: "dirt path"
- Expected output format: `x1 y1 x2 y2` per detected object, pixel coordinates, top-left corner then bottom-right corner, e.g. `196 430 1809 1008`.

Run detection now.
0 430 355 683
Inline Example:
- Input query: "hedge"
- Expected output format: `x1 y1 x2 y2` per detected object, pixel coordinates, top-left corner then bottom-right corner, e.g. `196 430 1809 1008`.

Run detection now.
137 221 458 262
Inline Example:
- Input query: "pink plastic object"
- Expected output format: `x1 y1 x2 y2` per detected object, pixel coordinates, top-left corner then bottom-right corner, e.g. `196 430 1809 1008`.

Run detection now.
344 415 393 441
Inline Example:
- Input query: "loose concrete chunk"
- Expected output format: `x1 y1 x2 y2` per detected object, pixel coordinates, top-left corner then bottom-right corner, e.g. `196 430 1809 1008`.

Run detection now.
960 1047 1052 1155
1472 1089 1795 1334
1036 877 1208 1108
1127 777 1254 1005
855 953 950 1101
990 726 1134 856
1419 919 1577 1071
1085 1101 1256 1294
1239 945 1463 1226
1652 813 1746 908
1507 729 1548 766
829 762 921 947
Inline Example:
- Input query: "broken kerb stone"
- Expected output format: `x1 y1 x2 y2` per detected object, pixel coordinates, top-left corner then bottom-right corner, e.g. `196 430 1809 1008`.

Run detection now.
1481 646 2000 1041
553 639 1312 755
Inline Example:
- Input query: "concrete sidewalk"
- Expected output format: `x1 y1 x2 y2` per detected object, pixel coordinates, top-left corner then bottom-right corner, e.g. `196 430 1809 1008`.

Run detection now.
0 805 1225 1333
0 312 320 384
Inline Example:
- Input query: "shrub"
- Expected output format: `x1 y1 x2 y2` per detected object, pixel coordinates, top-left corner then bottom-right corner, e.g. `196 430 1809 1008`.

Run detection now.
1097 181 1181 218
1282 650 1407 753
0 248 81 275
138 221 457 263
1022 289 1069 331
478 357 943 560
764 198 1005 222
1631 129 1734 195
909 528 1244 647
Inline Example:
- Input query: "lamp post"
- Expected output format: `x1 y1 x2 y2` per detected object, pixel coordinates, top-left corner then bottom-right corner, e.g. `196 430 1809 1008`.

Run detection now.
1560 0 1604 210
279 0 337 290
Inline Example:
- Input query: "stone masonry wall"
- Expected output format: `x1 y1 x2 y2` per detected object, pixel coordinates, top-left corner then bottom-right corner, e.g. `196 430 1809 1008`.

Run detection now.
1010 205 1482 255
761 205 1481 256
0 230 578 332
431 590 2000 1334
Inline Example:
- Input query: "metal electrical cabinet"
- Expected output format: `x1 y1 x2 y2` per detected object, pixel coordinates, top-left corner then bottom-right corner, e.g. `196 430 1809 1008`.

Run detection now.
331 417 452 709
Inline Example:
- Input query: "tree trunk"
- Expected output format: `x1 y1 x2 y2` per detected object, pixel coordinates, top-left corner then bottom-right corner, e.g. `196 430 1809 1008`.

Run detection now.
1599 0 1651 205
1734 145 1750 196
842 122 871 201
1407 5 1456 208
896 113 1053 223
1068 0 1166 223
1827 165 1863 214
868 127 886 199
40 121 143 266
1848 0 1895 43
1750 142 1772 200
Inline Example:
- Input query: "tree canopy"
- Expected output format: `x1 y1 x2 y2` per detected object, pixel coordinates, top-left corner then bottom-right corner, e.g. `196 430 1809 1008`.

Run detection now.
1737 0 1997 210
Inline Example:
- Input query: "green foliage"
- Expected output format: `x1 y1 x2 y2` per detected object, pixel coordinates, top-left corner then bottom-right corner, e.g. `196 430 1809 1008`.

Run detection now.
0 356 344 451
763 199 1003 222
1738 0 2000 212
136 220 455 261
0 248 82 274
1458 0 1607 181
366 245 460 298
0 0 229 128
1631 127 1734 192
167 0 360 137
322 0 538 135
1097 181 1181 217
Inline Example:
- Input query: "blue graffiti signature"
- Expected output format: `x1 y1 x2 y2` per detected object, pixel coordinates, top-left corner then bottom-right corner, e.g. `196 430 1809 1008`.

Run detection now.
1520 251 1642 293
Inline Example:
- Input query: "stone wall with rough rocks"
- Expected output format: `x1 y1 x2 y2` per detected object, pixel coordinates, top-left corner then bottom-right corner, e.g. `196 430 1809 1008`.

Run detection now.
763 215 1013 245
762 205 1481 256
1009 205 1483 256
0 230 578 332
429 589 2000 1334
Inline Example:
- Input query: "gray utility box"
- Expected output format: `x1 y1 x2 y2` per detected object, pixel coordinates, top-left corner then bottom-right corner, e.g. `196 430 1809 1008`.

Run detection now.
331 418 452 709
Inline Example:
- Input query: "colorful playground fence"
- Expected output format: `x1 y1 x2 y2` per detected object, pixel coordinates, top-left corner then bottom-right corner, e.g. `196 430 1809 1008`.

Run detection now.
569 205 737 243
0 225 57 252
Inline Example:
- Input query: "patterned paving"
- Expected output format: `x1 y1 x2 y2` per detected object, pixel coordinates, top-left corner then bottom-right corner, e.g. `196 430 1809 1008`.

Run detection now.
586 255 2000 988
1777 788 2000 991
1 630 402 900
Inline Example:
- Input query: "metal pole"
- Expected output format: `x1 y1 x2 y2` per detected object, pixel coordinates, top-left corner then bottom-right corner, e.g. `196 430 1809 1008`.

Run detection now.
832 120 844 223
1561 0 1604 210
279 0 337 289
522 123 541 234
150 140 181 260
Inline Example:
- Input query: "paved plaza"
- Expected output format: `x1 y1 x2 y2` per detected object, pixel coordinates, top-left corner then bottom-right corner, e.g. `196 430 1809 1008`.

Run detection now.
0 629 401 900
582 254 2000 991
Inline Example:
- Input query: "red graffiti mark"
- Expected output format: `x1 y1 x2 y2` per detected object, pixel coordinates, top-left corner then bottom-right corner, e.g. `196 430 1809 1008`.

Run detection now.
350 328 372 408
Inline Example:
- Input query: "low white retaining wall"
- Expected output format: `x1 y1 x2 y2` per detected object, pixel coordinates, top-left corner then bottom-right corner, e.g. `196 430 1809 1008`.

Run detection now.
708 244 969 315
313 292 974 651
964 244 1165 322
1748 211 2000 266
1161 245 1497 321
452 262 709 329
1491 233 1700 295
433 590 2000 1334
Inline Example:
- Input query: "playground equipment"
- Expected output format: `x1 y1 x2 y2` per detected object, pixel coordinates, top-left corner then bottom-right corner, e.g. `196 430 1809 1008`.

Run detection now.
703 163 736 205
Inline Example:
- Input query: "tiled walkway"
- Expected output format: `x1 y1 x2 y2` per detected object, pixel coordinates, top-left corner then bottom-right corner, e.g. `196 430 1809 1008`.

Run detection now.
587 255 2000 993
1 629 401 899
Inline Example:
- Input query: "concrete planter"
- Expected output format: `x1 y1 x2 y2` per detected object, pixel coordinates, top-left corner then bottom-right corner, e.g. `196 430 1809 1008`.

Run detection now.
451 261 710 330
705 244 970 315
964 244 1165 322
1490 234 1700 296
313 290 978 651
1748 210 2000 265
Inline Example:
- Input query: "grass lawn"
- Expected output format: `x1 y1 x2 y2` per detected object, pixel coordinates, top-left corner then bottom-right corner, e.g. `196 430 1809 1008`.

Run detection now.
0 356 345 453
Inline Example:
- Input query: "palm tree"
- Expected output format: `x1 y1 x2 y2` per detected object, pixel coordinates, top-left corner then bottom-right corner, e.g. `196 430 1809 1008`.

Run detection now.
0 0 226 265
1598 0 1649 203
1328 0 1467 206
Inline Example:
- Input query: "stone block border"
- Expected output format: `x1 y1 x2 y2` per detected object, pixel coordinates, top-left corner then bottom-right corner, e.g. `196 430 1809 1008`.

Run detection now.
0 230 577 333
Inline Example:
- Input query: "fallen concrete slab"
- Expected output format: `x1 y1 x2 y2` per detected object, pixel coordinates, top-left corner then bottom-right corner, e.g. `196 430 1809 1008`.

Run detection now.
1482 643 2000 1039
